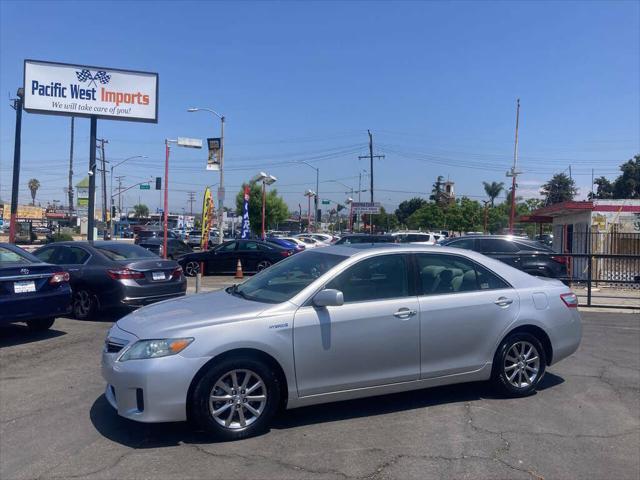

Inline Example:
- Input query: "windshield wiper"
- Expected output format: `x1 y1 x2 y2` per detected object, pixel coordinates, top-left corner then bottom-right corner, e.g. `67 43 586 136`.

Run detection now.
228 284 251 300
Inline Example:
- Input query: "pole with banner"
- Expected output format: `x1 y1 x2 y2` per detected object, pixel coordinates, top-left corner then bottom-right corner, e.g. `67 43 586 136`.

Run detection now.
240 185 251 239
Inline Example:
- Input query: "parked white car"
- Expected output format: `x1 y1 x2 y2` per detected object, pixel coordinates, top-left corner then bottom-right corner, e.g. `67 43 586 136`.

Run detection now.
296 233 334 245
392 232 437 245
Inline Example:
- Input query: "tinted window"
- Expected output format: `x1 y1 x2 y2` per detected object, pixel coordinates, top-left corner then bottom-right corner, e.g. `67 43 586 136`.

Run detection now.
217 241 237 252
62 247 90 264
95 244 156 261
258 243 276 251
326 254 409 302
416 253 510 295
478 239 519 253
446 238 475 250
242 242 259 251
33 247 57 263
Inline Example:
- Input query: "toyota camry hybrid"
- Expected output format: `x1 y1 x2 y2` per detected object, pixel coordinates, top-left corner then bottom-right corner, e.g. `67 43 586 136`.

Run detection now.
102 244 582 441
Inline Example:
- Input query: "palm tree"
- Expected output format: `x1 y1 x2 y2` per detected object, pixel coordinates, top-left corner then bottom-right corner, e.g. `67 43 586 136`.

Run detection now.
483 181 505 207
133 204 149 218
28 178 40 206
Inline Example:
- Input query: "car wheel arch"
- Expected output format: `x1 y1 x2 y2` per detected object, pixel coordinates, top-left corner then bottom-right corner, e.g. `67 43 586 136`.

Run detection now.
497 324 553 366
186 347 290 421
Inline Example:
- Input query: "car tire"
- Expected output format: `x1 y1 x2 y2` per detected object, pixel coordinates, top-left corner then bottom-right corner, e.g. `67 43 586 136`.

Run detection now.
73 289 96 320
26 317 55 331
184 261 200 277
190 357 281 441
492 332 546 397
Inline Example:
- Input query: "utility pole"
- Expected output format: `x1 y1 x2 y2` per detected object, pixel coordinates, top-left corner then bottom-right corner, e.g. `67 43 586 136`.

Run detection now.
187 191 196 215
359 131 384 233
507 99 521 234
8 88 23 243
68 116 74 215
97 138 109 239
116 176 125 218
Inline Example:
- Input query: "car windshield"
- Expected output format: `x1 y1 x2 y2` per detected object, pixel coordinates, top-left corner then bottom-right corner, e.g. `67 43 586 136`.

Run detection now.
0 246 34 265
95 243 157 261
232 250 347 304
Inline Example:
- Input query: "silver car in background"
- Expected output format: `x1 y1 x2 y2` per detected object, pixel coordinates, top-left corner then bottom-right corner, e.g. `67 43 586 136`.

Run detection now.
102 244 582 441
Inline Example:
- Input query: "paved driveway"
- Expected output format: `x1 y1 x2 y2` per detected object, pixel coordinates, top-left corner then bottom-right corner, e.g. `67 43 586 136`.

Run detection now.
1 312 638 480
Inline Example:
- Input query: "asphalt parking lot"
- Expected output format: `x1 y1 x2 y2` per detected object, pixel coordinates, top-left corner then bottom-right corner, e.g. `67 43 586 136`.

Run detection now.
1 309 638 480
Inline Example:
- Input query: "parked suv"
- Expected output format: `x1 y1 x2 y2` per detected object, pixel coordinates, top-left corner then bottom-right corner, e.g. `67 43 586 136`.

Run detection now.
441 235 567 279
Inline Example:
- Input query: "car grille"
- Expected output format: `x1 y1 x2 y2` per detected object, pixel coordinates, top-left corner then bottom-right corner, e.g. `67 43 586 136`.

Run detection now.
105 337 128 353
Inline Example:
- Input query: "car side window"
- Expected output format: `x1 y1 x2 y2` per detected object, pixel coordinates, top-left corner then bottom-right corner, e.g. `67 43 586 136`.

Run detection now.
447 238 475 250
416 253 510 295
62 247 90 264
257 243 274 251
242 242 259 251
34 247 58 263
218 242 237 252
326 254 409 303
478 239 519 253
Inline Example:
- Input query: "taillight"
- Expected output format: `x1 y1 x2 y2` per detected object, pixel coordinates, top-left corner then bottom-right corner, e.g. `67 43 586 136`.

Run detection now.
560 292 578 308
551 255 568 264
107 268 145 280
49 272 70 284
280 250 293 257
171 266 183 279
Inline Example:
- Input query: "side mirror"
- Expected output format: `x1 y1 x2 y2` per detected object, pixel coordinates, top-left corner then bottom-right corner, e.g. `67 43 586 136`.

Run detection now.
313 289 344 307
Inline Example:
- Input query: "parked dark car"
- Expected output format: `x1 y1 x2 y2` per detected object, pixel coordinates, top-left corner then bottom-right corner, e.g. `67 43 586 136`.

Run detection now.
441 235 567 279
334 234 396 245
138 238 193 260
266 237 304 252
134 229 178 244
179 239 295 276
0 243 71 330
33 242 186 319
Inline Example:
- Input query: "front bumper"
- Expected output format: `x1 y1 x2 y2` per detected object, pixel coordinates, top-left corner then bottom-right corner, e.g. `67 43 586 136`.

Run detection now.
101 326 208 423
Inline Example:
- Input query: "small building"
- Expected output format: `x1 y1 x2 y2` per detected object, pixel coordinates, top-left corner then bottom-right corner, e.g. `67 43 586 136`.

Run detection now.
519 199 640 284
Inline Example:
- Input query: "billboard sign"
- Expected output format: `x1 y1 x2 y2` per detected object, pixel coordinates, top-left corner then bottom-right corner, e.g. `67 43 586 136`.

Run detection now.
352 202 381 214
23 59 158 123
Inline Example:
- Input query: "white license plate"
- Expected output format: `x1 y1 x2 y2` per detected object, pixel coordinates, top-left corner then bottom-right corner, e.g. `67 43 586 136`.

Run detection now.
152 271 166 281
14 281 36 293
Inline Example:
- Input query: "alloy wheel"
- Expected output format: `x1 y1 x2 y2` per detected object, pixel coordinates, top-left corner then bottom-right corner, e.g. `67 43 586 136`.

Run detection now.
257 260 271 271
74 290 92 318
209 369 267 430
503 341 540 388
185 261 200 276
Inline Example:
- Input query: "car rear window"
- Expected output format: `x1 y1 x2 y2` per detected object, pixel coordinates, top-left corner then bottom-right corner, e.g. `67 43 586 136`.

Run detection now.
95 244 157 261
0 246 33 265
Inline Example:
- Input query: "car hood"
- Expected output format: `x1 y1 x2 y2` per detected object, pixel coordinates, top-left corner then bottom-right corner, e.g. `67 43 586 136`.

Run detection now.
116 290 270 338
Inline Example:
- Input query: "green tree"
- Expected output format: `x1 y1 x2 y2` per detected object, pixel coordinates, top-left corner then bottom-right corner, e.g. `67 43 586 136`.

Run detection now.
482 181 505 207
235 183 289 235
406 203 444 230
369 207 399 233
541 173 577 205
133 204 149 218
430 176 445 203
590 176 615 199
28 178 40 206
395 197 427 226
445 198 483 233
613 154 640 199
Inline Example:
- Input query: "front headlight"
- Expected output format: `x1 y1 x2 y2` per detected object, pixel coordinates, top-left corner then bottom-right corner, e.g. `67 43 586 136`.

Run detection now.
118 338 194 361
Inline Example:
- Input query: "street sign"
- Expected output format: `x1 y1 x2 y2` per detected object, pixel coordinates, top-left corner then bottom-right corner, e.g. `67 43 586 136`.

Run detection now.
352 202 381 214
140 184 150 190
322 200 330 205
177 137 203 149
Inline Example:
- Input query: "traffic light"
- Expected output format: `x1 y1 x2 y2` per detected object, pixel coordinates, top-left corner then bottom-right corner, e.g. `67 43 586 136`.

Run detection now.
155 177 162 190
111 206 117 218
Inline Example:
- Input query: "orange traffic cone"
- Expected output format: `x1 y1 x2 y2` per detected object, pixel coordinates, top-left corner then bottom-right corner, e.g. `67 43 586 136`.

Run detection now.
235 259 244 279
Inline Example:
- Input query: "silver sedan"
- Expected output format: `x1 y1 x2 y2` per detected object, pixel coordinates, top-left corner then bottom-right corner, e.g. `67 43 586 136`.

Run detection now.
102 244 582 440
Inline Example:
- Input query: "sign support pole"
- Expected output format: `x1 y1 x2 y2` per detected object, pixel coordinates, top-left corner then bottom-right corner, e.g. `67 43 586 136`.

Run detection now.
8 90 23 243
163 140 170 259
87 116 97 241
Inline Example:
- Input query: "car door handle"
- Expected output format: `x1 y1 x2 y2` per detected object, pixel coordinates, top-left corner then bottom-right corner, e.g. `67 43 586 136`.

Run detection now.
393 308 417 319
494 297 513 307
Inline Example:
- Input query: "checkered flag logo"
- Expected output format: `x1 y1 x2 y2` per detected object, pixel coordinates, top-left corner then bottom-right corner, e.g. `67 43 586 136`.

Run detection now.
94 71 111 84
75 69 111 87
76 69 92 82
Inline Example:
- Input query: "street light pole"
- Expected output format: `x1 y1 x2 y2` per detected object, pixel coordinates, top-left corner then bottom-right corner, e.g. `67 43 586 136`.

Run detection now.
110 155 146 237
300 161 319 231
188 107 225 244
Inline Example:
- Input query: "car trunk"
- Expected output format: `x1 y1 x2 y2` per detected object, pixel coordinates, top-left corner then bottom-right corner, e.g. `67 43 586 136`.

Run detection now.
0 264 58 298
119 259 178 284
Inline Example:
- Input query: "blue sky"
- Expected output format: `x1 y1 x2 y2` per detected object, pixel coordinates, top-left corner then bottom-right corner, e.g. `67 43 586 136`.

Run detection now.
1 0 638 214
